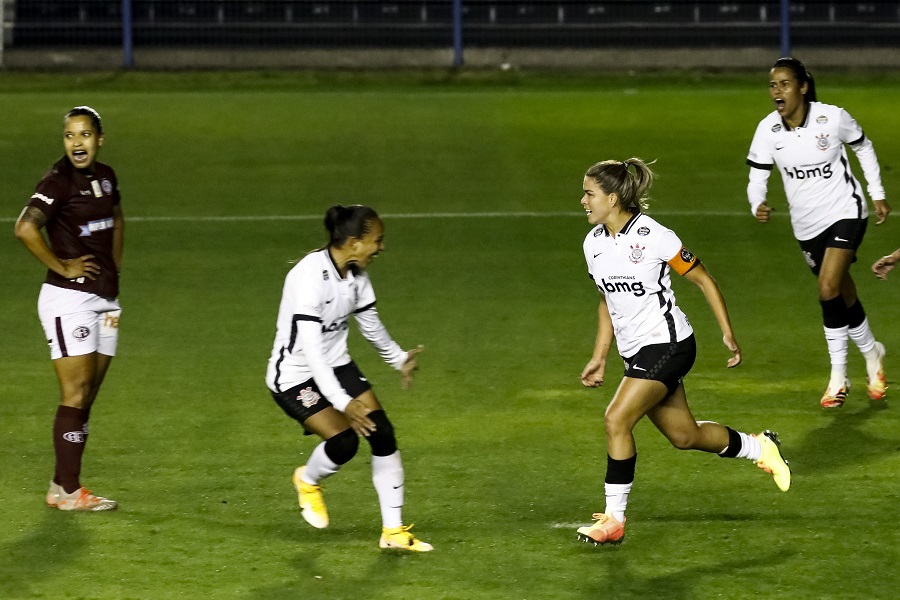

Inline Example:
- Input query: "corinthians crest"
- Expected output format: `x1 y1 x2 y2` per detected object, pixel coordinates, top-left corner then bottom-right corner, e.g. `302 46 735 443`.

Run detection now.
297 386 321 408
816 133 830 151
629 244 645 264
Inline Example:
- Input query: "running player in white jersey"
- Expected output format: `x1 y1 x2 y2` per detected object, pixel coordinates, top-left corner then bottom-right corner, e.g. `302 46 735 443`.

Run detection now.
266 204 432 552
746 57 891 407
575 158 790 546
15 106 122 512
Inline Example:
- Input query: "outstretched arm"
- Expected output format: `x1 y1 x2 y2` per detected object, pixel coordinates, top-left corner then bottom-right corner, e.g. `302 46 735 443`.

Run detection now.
682 263 742 368
581 298 614 387
872 248 900 280
354 305 426 390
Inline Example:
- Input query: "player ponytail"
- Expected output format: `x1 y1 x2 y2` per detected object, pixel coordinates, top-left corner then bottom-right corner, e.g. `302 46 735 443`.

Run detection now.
585 157 655 212
324 204 380 248
772 57 817 103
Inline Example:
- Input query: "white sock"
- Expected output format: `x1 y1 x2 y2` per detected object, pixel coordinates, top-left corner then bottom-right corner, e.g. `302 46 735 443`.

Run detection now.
603 482 632 523
734 431 762 462
849 318 877 356
372 451 404 529
302 442 339 484
824 325 849 389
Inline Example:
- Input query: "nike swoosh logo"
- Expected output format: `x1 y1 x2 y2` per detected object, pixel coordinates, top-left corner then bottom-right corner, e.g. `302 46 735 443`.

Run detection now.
834 237 849 242
392 484 404 490
632 365 647 371
325 298 334 304
593 252 603 258
775 143 785 150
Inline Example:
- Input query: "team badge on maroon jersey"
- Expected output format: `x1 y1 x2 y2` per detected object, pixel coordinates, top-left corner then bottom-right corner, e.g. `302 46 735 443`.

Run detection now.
629 245 646 264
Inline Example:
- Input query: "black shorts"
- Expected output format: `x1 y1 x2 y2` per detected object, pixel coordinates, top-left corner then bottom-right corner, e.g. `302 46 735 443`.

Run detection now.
798 218 867 276
270 361 372 431
622 335 696 396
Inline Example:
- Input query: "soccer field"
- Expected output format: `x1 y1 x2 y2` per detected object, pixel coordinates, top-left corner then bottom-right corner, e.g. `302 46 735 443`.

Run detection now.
1 70 898 600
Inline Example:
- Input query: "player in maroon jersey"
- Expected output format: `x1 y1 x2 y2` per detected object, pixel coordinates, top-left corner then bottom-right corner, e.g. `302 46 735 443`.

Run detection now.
14 106 123 511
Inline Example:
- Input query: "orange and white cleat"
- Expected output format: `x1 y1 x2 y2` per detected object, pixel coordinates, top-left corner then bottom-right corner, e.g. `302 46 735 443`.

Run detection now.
866 342 887 401
57 487 117 511
379 525 433 552
46 481 62 507
576 512 625 545
292 466 329 529
820 378 850 408
754 430 791 492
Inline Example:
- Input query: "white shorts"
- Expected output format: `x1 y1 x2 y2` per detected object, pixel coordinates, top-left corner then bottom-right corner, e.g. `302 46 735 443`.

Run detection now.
37 284 122 360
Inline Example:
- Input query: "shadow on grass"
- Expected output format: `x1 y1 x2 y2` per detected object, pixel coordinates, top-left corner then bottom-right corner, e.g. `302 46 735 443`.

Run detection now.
585 548 796 600
0 511 85 599
248 544 411 600
790 401 895 475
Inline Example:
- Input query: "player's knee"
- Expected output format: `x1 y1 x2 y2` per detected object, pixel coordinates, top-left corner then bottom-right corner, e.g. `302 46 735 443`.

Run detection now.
603 411 631 439
667 431 696 450
324 428 359 465
366 410 397 457
818 279 843 301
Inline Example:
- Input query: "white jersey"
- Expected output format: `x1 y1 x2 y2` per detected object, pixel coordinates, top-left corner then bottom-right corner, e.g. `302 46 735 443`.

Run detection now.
266 249 407 411
746 101 885 241
583 213 697 358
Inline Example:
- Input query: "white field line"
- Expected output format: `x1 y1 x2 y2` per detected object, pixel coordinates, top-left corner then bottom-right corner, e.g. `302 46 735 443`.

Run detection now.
551 522 589 529
0 210 761 224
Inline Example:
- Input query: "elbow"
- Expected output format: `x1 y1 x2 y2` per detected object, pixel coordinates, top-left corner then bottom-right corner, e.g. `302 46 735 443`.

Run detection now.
13 220 29 242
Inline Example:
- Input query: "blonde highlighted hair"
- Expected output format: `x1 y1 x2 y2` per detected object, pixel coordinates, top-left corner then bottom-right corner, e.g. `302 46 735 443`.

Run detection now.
584 157 655 212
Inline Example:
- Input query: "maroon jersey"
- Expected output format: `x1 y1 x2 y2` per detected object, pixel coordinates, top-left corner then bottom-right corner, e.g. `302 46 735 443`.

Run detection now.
27 156 121 298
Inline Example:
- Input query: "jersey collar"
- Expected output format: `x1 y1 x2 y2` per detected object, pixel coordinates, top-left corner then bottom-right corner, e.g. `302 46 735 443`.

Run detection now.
619 210 642 235
323 247 355 281
781 102 812 131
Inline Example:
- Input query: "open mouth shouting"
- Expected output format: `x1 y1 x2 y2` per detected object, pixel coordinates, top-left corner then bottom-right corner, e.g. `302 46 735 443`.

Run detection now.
71 149 90 166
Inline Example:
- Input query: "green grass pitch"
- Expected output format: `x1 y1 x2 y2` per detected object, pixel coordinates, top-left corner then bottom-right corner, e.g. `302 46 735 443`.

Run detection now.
1 70 898 599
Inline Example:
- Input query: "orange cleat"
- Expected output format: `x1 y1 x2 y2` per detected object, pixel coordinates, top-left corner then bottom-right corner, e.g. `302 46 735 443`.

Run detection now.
866 342 887 401
576 512 625 545
821 379 850 408
46 481 61 507
57 487 117 511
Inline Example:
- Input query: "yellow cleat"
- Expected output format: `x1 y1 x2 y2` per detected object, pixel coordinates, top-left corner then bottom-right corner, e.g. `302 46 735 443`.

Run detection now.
576 512 625 545
57 487 117 511
754 430 791 492
379 525 433 552
866 342 887 401
293 466 329 529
